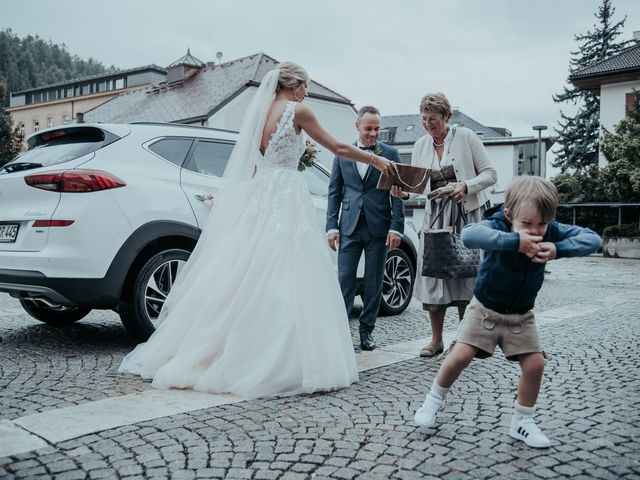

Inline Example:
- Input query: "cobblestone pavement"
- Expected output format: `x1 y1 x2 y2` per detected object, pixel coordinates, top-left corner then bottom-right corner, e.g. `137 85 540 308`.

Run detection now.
1 256 640 479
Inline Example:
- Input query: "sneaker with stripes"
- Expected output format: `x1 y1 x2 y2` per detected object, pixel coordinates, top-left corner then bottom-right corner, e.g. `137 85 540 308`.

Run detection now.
509 414 551 448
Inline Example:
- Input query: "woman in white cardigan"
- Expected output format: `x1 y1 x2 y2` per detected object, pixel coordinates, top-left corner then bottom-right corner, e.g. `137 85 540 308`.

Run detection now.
393 93 497 357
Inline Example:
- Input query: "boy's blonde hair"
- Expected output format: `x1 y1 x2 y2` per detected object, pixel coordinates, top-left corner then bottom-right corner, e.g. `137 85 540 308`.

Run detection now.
504 176 559 223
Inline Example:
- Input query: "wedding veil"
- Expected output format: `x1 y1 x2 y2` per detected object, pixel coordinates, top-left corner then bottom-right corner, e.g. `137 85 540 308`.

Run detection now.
137 68 280 330
222 68 280 180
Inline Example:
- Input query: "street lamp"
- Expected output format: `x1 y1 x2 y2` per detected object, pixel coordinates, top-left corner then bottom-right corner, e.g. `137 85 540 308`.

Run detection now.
532 125 548 177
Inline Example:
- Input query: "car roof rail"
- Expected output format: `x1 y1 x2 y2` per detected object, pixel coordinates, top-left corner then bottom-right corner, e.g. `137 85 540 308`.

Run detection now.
129 122 238 135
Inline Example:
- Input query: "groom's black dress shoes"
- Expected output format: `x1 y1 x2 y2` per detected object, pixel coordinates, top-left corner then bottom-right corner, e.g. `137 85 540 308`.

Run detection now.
360 332 376 351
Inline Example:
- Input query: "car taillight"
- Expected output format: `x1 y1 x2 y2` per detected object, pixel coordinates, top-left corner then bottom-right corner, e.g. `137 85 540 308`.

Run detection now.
24 170 126 192
32 220 75 227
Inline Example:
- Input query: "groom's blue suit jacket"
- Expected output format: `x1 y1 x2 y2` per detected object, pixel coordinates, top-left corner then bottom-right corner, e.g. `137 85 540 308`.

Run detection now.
326 142 405 239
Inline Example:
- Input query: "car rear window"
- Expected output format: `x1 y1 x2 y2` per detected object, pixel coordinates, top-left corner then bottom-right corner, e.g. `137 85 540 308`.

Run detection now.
185 140 234 177
148 137 194 166
1 127 120 174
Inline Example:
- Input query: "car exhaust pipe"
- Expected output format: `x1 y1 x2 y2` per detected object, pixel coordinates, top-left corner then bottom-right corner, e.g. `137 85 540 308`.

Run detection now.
23 296 67 310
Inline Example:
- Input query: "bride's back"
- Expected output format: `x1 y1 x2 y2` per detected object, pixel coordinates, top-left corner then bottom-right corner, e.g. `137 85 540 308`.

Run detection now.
258 100 303 170
260 100 291 153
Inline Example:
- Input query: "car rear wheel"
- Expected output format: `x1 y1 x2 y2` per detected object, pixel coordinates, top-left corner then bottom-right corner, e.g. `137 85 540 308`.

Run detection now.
19 299 91 326
119 248 190 341
379 249 415 316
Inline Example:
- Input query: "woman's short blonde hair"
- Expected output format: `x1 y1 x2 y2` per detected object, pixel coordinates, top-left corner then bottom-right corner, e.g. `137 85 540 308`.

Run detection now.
505 176 559 223
276 62 309 92
419 92 452 120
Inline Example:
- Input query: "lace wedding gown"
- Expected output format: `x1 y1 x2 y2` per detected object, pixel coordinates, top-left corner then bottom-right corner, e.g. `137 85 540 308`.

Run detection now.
119 101 359 397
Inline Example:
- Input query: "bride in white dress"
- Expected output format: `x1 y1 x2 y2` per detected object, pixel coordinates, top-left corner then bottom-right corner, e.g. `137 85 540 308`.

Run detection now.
118 63 397 398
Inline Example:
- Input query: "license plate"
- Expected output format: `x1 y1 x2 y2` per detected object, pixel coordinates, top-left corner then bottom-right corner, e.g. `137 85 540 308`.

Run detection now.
0 224 19 243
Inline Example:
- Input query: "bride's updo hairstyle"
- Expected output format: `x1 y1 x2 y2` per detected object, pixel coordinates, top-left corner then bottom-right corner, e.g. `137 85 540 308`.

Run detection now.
276 62 309 93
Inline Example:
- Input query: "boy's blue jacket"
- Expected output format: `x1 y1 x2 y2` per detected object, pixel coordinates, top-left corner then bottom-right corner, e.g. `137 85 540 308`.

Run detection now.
461 204 602 314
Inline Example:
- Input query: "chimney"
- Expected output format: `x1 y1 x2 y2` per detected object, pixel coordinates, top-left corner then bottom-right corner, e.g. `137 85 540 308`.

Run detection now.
75 112 85 124
634 30 640 41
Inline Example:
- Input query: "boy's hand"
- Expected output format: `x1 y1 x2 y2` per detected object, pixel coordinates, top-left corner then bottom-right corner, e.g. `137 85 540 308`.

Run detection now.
517 230 543 258
532 242 557 263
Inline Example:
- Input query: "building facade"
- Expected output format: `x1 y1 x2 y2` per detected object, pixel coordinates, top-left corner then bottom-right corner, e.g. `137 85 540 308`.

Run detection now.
8 65 167 139
570 37 640 166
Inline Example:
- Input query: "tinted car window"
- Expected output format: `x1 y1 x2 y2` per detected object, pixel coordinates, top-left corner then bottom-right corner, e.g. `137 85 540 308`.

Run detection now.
148 138 194 166
185 140 234 177
1 127 119 174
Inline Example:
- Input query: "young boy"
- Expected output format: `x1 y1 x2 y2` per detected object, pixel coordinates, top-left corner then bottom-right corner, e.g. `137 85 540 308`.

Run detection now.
414 176 602 448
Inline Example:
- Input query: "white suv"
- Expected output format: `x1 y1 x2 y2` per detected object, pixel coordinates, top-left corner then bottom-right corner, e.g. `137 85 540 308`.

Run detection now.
0 123 418 340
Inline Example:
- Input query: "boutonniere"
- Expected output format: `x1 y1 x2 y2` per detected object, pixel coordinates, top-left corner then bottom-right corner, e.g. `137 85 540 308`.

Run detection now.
373 145 383 156
298 140 318 172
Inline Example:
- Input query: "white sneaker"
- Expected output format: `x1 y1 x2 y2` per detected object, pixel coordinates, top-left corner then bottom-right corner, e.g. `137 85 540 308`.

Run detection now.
414 392 443 427
510 415 551 448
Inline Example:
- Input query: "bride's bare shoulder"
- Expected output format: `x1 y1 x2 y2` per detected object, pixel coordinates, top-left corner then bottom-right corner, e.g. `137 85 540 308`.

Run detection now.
294 102 315 122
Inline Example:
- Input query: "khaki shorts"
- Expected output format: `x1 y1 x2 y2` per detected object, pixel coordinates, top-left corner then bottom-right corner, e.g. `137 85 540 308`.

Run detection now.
456 297 541 361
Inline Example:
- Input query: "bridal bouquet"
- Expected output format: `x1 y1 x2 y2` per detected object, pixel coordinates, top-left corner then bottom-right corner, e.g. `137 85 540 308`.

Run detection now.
298 140 318 171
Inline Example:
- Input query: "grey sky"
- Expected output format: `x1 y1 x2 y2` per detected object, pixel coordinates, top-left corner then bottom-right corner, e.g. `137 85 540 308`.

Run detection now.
3 0 639 137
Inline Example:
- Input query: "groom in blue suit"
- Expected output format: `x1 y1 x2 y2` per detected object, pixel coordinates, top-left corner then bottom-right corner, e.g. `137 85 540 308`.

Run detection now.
326 106 405 350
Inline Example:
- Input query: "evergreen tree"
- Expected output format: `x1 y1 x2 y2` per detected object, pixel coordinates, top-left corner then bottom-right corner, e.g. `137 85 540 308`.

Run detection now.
0 80 24 166
552 0 632 172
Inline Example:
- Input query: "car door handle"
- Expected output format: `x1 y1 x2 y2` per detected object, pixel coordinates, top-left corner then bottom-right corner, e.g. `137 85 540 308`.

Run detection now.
194 194 214 202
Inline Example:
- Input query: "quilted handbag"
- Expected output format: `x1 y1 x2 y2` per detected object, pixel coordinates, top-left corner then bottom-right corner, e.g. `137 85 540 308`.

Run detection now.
422 196 481 279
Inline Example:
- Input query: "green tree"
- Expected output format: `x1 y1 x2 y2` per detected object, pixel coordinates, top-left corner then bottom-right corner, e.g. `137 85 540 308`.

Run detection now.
599 90 640 201
0 80 24 166
553 164 603 203
553 0 631 172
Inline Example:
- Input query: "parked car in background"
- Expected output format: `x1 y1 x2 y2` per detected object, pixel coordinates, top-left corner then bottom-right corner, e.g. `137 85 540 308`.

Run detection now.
0 123 418 341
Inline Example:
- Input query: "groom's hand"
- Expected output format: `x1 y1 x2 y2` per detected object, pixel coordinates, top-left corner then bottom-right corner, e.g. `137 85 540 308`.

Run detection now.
328 232 340 251
386 232 401 250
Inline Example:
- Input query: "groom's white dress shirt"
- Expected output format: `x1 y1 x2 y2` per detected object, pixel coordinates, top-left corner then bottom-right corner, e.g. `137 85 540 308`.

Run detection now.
355 140 373 179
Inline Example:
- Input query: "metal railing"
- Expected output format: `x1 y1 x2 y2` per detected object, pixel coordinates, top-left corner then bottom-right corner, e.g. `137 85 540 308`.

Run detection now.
558 203 640 226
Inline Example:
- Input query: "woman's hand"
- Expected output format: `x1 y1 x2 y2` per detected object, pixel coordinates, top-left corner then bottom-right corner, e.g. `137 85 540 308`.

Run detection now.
372 155 398 176
448 181 468 202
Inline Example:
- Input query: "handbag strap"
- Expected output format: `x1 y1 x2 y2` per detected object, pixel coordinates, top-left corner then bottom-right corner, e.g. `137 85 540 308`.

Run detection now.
429 195 470 230
428 126 468 230
395 169 428 189
429 196 452 229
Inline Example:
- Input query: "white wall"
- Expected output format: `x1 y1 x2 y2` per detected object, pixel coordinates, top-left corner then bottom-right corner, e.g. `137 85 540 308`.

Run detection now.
208 87 357 168
599 79 640 166
484 144 515 204
304 97 358 168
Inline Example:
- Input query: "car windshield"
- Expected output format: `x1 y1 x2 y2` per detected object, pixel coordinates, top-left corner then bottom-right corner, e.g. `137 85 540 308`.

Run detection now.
0 127 119 174
301 164 330 198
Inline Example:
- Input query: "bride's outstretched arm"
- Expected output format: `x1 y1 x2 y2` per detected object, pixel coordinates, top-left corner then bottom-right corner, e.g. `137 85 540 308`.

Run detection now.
294 104 397 177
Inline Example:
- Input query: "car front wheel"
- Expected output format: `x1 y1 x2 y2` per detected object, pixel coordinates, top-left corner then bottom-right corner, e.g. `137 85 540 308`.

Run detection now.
379 249 415 316
19 299 91 326
119 248 190 341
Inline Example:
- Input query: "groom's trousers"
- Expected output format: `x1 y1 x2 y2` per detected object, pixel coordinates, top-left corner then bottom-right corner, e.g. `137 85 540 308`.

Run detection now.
338 215 388 336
